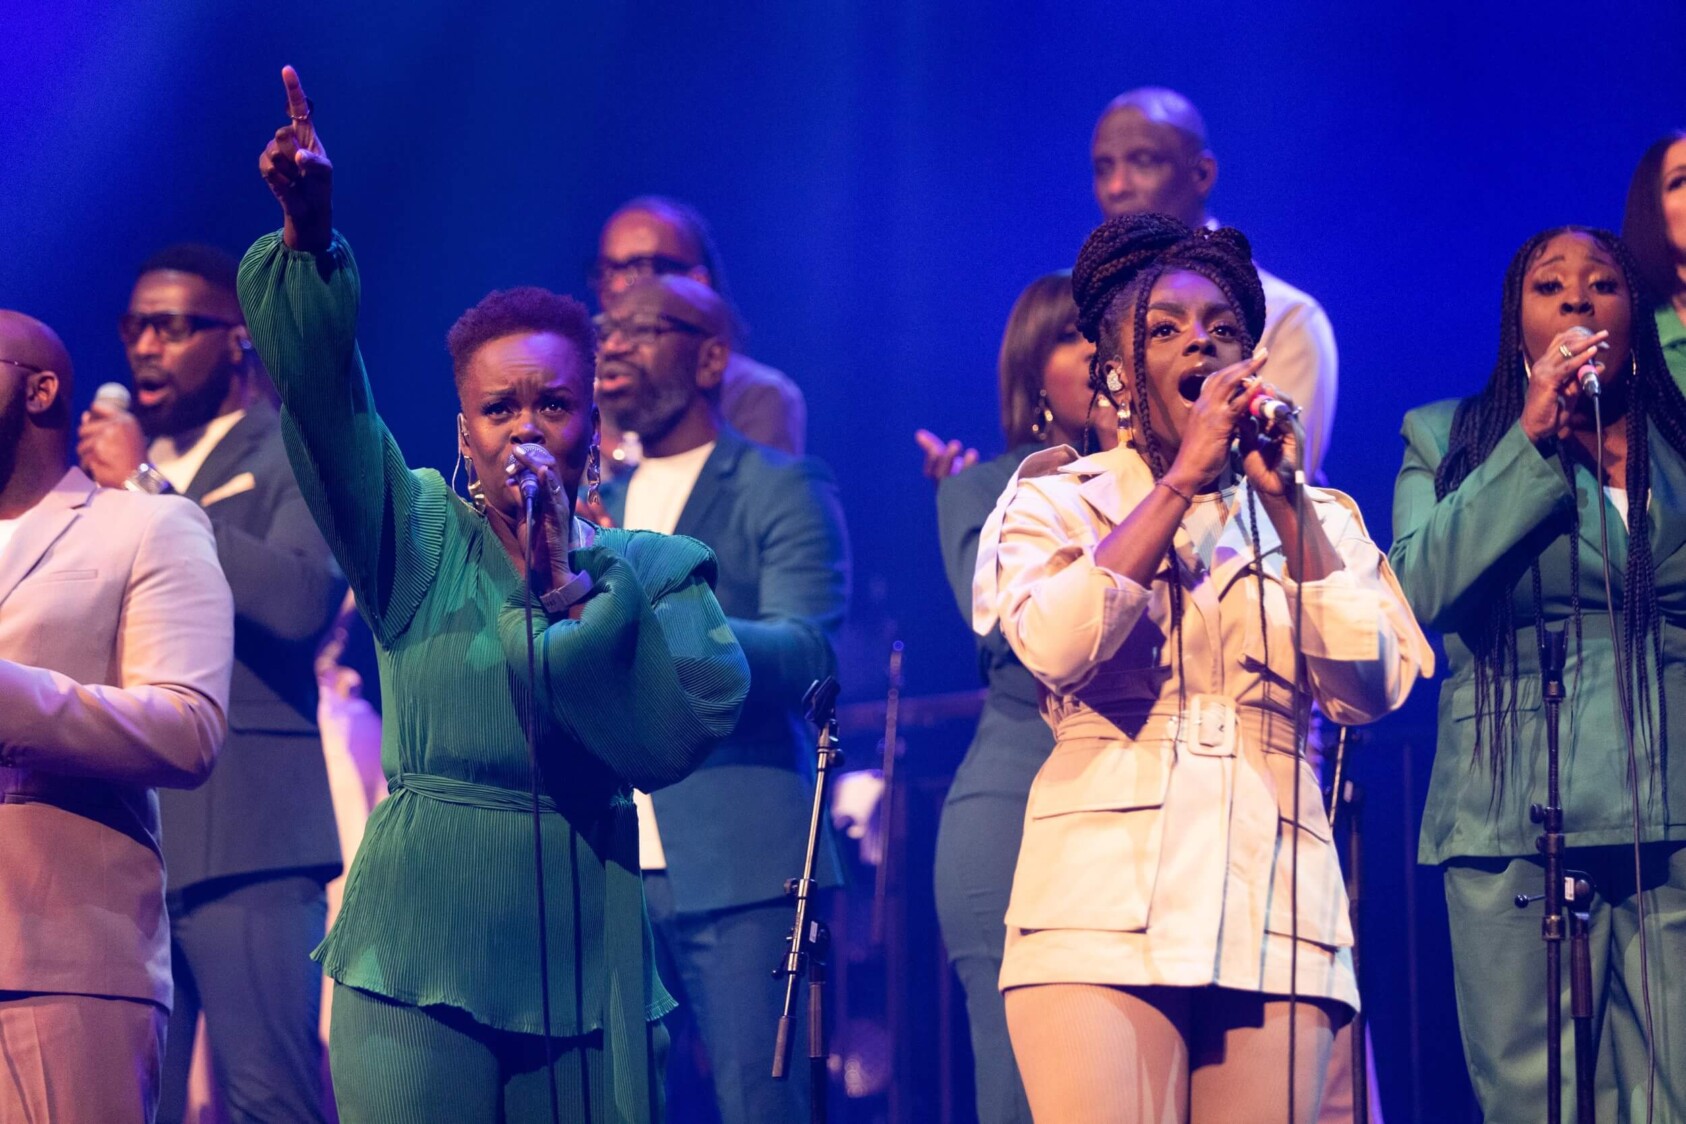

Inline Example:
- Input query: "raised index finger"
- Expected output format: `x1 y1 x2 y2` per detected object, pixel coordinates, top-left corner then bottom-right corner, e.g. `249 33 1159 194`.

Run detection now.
281 66 310 119
280 66 315 148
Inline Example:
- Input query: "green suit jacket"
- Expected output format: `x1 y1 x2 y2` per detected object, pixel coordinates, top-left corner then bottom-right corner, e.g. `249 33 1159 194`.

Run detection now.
1391 399 1686 863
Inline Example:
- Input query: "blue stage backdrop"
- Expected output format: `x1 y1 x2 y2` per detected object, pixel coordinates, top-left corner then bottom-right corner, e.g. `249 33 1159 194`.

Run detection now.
4 2 1683 1120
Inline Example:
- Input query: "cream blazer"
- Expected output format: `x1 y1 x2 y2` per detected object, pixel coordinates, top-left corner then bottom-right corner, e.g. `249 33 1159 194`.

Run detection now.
0 468 233 1009
975 445 1432 1010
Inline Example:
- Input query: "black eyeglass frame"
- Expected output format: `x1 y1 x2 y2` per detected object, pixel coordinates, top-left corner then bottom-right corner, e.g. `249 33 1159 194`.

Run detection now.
117 311 241 346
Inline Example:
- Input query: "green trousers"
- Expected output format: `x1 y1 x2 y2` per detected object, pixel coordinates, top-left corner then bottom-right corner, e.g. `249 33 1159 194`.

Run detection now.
1443 843 1686 1123
327 984 669 1123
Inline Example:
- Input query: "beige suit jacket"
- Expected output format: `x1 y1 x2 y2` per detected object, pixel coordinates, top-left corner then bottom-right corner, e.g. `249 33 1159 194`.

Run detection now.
975 445 1431 1010
0 467 232 1008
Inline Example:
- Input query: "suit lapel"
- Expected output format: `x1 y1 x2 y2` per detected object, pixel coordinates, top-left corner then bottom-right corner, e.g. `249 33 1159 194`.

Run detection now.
1647 423 1686 566
0 468 95 610
183 401 277 502
672 429 747 542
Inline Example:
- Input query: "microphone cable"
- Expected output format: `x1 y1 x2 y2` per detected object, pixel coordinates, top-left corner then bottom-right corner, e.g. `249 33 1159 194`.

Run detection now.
523 493 564 1124
1285 415 1310 1124
1589 393 1657 1124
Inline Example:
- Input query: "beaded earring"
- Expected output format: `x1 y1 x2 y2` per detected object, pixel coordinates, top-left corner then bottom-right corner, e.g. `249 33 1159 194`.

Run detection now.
1029 389 1053 442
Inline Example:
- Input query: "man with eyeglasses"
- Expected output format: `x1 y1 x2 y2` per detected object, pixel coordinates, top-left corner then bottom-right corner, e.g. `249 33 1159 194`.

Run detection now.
77 244 343 1124
591 196 806 476
595 275 848 1122
0 307 232 1123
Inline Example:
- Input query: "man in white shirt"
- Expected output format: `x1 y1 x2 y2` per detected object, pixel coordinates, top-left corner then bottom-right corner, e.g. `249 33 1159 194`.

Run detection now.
76 245 343 1124
596 276 850 1123
590 196 807 475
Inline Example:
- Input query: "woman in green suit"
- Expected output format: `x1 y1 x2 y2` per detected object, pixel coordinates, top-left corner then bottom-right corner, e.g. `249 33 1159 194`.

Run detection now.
929 271 1102 1124
241 68 750 1123
1391 225 1686 1122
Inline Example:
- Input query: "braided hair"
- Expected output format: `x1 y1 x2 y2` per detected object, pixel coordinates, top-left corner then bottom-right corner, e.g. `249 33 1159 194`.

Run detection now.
1070 212 1274 693
1436 226 1686 791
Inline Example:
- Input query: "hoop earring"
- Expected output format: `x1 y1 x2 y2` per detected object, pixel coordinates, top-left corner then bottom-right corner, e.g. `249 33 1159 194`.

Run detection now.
1029 389 1053 442
585 444 602 508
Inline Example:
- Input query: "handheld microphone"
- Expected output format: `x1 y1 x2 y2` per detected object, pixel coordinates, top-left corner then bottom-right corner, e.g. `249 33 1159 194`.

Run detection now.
93 382 133 412
1563 325 1602 397
1248 392 1298 431
513 443 543 504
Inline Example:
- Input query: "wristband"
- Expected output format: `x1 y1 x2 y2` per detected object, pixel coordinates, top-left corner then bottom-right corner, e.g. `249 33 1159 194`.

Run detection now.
124 463 174 495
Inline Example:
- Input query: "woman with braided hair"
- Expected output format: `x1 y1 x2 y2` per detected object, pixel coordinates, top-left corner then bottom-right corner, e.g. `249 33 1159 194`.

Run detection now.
974 213 1430 1122
1391 226 1686 1122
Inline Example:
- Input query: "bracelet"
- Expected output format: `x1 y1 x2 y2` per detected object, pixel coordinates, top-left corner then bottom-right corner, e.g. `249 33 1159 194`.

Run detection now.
539 569 594 616
1156 478 1194 505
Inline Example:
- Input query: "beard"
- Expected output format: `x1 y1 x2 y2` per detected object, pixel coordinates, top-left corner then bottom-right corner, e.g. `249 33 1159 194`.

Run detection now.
602 365 694 444
0 390 25 494
133 358 236 438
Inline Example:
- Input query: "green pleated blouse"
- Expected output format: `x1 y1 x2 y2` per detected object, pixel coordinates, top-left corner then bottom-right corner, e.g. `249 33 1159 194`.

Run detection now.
237 231 749 1114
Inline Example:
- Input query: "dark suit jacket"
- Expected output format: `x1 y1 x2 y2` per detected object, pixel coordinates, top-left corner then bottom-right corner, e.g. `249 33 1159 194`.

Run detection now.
158 398 345 893
602 427 850 914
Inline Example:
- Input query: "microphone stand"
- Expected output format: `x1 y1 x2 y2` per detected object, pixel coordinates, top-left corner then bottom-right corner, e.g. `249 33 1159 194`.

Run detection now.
1515 626 1597 1123
772 677 843 1123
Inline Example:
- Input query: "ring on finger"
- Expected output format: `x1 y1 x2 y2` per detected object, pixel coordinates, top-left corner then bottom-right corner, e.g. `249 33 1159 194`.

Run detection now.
1558 343 1576 360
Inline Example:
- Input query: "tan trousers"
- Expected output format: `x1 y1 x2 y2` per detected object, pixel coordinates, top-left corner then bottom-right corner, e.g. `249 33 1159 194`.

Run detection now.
0 992 166 1124
1005 984 1338 1124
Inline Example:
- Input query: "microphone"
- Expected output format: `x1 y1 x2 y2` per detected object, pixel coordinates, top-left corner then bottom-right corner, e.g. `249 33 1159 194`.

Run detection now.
1248 391 1298 431
93 382 132 412
1563 325 1602 397
513 443 543 505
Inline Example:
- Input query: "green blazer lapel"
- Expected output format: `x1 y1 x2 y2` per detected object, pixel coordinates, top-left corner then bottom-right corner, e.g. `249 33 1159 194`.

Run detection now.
1647 422 1686 566
183 400 278 502
672 428 749 542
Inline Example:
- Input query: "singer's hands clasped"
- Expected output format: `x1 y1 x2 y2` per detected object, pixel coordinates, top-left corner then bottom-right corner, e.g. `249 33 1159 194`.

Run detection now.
1522 327 1609 446
506 443 575 592
1162 351 1285 495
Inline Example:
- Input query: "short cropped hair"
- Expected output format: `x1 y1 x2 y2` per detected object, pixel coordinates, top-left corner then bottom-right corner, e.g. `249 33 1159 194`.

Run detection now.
445 286 596 388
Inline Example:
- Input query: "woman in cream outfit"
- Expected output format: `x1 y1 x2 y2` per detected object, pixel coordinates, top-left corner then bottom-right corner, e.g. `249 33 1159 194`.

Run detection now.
976 213 1432 1123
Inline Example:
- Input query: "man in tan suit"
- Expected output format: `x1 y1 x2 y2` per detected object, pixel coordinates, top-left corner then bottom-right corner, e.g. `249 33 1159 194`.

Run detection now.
0 309 233 1123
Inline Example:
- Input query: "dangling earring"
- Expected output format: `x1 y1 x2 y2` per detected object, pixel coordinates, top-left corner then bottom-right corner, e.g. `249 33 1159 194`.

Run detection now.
1116 398 1134 444
1029 389 1053 442
585 444 602 508
456 417 486 513
1104 364 1125 395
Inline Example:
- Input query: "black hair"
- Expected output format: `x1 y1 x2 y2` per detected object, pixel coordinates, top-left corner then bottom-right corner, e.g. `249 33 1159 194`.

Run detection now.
998 271 1079 447
1621 130 1686 303
1069 212 1274 701
446 286 596 390
1436 226 1686 791
138 243 243 311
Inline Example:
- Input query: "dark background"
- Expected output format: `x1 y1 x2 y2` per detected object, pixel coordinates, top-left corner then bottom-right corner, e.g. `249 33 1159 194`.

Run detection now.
5 2 1684 1119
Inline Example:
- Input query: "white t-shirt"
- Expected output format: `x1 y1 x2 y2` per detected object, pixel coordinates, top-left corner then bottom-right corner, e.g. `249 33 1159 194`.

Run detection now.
619 440 716 871
150 410 246 492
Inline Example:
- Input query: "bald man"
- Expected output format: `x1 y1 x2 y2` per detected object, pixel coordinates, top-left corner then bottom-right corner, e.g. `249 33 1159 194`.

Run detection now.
1090 86 1339 474
0 310 233 1122
595 277 849 1122
591 196 806 473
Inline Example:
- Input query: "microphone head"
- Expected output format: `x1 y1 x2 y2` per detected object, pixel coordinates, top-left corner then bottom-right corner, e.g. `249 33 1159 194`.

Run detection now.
93 382 132 411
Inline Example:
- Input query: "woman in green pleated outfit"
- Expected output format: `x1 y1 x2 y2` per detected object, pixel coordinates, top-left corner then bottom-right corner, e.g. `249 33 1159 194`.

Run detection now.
240 68 750 1123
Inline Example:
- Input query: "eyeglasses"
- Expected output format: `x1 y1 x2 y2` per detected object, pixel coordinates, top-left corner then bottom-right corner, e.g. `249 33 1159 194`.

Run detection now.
0 357 45 374
118 311 239 346
593 313 709 348
587 253 696 292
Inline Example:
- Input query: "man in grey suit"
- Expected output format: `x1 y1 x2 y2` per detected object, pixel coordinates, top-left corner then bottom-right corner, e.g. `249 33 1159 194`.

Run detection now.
0 308 233 1122
597 275 849 1123
77 245 344 1124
